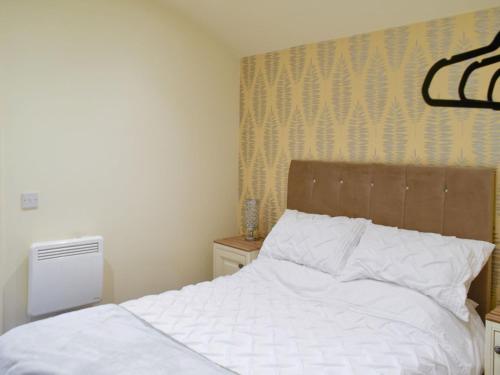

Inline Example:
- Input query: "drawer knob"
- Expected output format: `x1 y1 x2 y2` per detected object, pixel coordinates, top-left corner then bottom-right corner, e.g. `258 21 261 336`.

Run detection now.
238 264 244 269
494 346 500 354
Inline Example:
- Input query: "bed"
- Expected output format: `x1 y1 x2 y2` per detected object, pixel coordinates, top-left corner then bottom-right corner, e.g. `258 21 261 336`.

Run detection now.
0 161 496 375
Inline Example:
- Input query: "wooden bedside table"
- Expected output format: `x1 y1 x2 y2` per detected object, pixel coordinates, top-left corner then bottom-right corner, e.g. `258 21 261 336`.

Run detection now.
485 307 500 374
213 236 263 279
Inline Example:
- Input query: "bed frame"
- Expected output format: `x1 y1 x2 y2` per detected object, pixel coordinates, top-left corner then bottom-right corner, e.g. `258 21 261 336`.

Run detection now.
287 160 496 319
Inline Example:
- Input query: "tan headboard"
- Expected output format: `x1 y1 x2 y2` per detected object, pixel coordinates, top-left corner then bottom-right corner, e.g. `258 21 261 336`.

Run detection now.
287 160 496 319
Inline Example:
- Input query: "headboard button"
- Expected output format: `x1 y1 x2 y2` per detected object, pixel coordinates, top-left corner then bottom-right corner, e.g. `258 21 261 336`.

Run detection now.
405 186 409 191
370 182 374 187
339 179 344 184
444 187 448 193
312 178 317 184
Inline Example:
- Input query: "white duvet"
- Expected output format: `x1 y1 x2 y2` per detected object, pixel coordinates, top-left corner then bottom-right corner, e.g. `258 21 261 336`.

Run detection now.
0 305 235 375
123 256 484 375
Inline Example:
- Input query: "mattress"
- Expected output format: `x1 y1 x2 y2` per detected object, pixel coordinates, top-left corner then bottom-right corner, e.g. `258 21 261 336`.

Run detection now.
123 256 484 375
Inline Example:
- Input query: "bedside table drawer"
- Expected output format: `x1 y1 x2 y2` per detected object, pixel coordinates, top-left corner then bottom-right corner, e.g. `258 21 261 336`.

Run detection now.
485 321 500 375
214 247 247 277
494 330 500 374
213 241 260 279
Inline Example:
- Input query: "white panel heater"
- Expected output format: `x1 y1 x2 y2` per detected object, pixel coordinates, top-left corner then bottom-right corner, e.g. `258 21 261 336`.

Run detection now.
28 236 103 317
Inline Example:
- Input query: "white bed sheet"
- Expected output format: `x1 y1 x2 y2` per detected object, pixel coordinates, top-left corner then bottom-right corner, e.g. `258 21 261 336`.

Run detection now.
122 256 484 375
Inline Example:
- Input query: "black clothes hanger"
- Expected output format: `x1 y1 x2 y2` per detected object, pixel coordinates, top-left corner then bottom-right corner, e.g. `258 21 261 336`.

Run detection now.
458 54 500 110
488 69 500 102
422 31 500 110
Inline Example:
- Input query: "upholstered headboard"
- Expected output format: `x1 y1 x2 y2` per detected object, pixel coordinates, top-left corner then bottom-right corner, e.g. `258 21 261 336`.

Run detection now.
287 160 496 318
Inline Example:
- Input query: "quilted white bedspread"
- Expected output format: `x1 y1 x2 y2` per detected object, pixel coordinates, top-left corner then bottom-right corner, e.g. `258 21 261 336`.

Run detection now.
122 257 484 375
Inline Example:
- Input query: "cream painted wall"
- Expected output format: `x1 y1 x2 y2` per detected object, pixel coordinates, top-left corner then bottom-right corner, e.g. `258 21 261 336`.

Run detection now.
0 0 239 332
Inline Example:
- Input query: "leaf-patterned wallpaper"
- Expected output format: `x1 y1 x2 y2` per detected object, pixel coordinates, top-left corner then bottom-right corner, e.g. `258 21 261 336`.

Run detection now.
239 8 500 302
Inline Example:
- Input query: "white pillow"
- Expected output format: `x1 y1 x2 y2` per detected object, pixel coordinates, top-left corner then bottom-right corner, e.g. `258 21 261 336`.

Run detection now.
339 223 495 321
259 209 369 276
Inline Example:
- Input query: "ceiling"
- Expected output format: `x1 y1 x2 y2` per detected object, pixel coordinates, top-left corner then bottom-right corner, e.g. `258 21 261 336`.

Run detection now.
161 0 499 56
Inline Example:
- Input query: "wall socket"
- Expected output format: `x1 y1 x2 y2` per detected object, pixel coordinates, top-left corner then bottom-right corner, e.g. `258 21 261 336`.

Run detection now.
21 192 38 209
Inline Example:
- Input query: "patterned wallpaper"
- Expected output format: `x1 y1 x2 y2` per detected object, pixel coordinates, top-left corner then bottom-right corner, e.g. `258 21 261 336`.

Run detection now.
239 8 500 301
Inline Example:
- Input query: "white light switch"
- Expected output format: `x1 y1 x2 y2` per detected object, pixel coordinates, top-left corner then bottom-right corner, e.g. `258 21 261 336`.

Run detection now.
21 192 38 209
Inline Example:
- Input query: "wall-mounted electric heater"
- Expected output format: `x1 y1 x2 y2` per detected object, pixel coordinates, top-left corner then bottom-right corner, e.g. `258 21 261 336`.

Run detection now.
28 236 103 317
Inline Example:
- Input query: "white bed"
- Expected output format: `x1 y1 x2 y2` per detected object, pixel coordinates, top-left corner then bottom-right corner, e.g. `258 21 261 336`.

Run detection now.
0 251 486 375
123 256 484 375
0 235 487 375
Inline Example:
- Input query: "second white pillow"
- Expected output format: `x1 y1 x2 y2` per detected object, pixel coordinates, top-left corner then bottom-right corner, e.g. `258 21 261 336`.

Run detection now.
339 223 495 321
259 209 369 276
